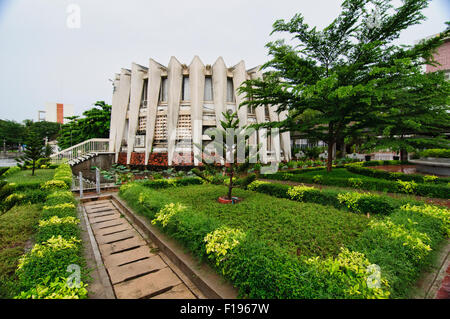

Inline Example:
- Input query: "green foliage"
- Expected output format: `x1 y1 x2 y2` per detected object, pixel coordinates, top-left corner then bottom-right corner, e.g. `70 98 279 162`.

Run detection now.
239 0 450 171
142 177 203 189
151 203 186 227
15 236 83 292
419 148 450 158
36 216 80 243
337 192 394 215
349 204 449 297
45 191 76 206
57 101 111 149
204 227 246 265
41 180 69 192
0 204 41 298
262 168 450 199
15 276 88 299
16 128 45 176
41 203 77 219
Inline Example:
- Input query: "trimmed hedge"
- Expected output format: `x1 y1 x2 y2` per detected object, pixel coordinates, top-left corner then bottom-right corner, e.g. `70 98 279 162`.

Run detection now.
346 165 450 184
141 177 203 189
14 163 87 299
248 180 419 216
419 149 450 159
119 183 390 299
262 171 450 199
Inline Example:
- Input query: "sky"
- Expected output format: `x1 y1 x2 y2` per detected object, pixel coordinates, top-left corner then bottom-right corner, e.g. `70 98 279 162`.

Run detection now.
0 0 448 123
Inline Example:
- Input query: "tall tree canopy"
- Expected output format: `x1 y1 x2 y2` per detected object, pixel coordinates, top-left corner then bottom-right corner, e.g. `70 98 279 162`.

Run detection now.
239 0 450 171
57 101 111 150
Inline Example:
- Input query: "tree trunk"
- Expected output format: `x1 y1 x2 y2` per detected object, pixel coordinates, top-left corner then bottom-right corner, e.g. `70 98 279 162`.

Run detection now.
227 168 233 200
400 149 408 162
32 160 35 176
327 140 334 172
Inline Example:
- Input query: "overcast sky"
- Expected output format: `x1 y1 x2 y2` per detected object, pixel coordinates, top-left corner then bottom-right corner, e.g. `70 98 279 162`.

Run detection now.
0 0 448 123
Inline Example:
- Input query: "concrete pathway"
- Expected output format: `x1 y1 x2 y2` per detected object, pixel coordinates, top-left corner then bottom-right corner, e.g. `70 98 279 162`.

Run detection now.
83 199 202 299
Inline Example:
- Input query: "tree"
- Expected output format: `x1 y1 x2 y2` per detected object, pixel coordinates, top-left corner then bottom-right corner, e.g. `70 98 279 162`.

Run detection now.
0 120 26 149
57 101 111 149
195 111 256 200
17 128 45 176
239 0 450 171
25 120 62 142
361 65 450 160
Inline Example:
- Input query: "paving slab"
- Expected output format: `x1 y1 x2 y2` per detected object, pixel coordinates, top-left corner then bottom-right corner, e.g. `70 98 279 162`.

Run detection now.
96 229 137 244
103 246 154 268
94 224 132 237
89 213 122 224
114 267 182 299
108 256 168 284
99 237 147 256
91 218 127 231
151 283 196 299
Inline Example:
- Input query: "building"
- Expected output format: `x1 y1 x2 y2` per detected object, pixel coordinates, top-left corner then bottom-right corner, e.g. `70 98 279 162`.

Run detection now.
109 56 291 166
425 32 450 79
39 102 74 124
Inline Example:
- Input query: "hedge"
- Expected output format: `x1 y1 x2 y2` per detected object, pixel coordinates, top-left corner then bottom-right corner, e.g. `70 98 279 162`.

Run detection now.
119 183 390 298
14 163 87 299
247 180 420 216
419 149 450 159
346 165 450 184
141 177 203 189
261 171 450 199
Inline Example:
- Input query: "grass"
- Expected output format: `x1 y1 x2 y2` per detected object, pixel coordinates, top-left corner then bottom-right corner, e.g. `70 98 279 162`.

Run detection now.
5 169 55 187
0 204 41 298
153 184 370 258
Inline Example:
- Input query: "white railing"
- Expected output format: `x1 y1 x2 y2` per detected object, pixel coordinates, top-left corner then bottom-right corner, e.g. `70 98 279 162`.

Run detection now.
50 138 110 164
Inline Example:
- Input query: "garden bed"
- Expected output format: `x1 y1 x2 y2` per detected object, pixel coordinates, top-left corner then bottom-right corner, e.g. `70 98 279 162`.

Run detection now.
119 179 449 298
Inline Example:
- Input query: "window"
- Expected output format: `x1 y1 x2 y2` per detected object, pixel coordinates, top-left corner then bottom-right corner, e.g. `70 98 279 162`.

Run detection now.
182 76 190 101
264 105 270 119
248 105 256 115
159 77 168 103
204 76 213 101
226 77 235 102
141 79 148 108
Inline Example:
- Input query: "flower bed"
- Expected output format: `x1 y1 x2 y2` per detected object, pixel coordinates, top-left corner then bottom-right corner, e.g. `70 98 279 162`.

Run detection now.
120 181 449 298
14 164 88 299
261 168 450 199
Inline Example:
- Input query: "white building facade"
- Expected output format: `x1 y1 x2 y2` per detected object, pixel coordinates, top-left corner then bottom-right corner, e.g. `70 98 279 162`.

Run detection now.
109 56 291 166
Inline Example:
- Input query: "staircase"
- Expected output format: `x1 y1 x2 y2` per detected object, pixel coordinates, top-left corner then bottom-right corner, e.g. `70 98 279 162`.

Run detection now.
50 138 111 166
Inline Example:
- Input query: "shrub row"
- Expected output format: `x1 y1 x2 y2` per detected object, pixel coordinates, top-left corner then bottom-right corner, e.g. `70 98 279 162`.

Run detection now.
419 149 450 159
247 180 449 297
346 165 450 184
261 171 450 199
141 177 203 189
349 204 449 297
15 164 87 299
119 183 391 298
247 180 421 215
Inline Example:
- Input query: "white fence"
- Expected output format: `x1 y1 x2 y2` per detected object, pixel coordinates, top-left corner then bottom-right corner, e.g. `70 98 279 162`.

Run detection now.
50 138 110 164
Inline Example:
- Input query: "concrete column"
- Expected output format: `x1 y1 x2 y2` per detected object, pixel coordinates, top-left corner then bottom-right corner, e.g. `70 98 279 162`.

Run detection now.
268 106 281 162
126 63 145 164
251 70 267 164
145 59 163 164
114 69 131 162
189 56 205 166
166 57 183 166
108 74 121 152
212 57 227 128
279 110 291 162
232 60 247 127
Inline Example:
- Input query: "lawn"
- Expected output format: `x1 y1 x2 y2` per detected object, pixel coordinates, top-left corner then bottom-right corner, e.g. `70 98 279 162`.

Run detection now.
5 169 56 187
0 204 41 298
154 184 369 258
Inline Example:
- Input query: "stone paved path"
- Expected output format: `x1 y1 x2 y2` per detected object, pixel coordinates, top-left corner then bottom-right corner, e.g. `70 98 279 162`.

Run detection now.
83 199 201 299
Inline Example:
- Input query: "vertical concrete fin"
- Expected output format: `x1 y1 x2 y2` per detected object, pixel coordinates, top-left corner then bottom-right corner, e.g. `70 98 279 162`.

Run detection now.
268 106 281 162
251 69 267 163
167 57 183 166
232 60 247 127
145 59 162 164
114 69 131 162
212 57 227 129
189 56 205 166
109 74 121 152
126 63 145 164
279 110 291 161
